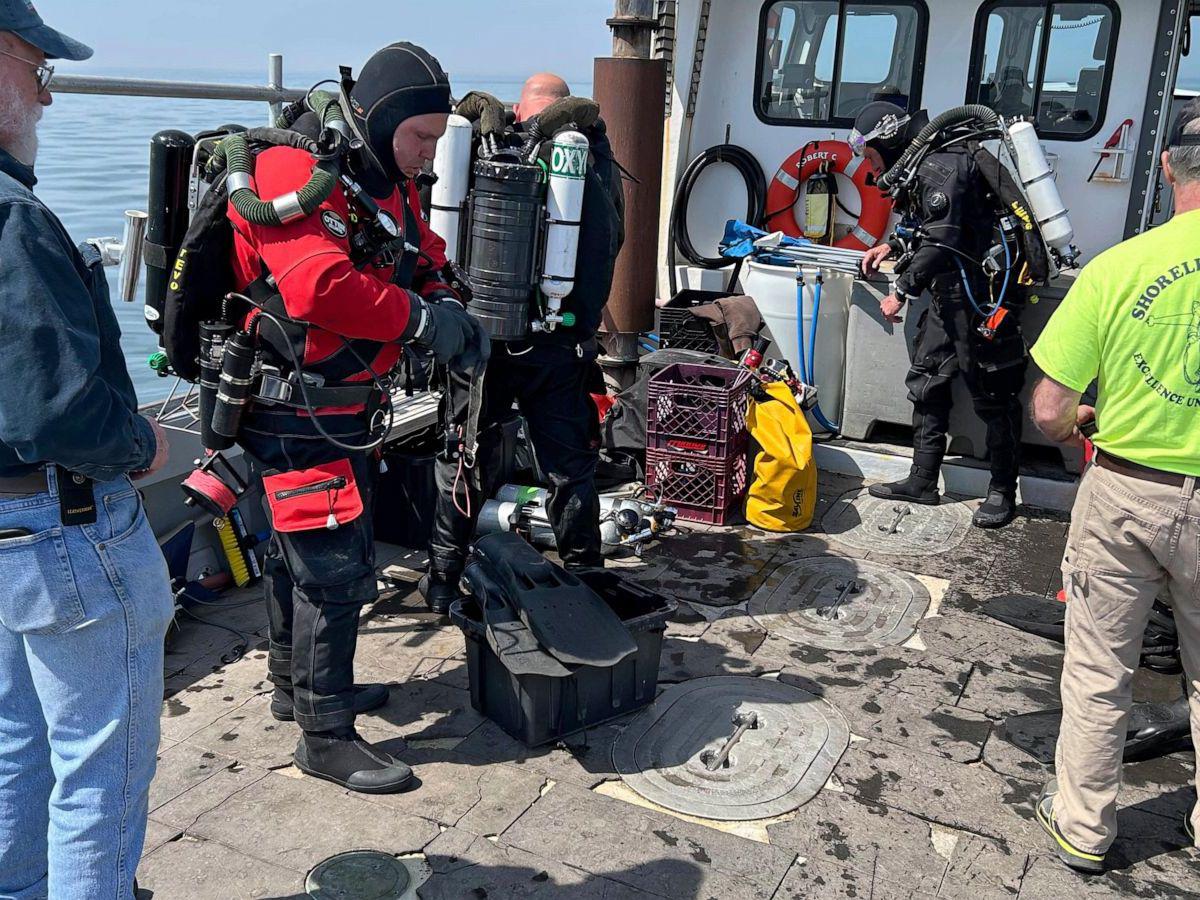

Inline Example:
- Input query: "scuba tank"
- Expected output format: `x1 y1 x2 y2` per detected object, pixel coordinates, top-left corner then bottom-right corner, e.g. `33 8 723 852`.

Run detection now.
537 130 589 332
1005 121 1078 267
143 130 195 337
463 153 545 340
454 111 591 340
430 114 472 263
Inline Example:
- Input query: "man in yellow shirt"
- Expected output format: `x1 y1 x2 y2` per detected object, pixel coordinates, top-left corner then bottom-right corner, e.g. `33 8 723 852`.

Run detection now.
1029 111 1200 872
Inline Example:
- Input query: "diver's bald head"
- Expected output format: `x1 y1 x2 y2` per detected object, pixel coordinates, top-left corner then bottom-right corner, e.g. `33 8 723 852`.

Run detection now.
515 72 570 123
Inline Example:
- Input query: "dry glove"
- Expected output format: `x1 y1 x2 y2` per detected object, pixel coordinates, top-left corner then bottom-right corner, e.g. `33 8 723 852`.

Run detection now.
456 91 506 135
411 297 490 375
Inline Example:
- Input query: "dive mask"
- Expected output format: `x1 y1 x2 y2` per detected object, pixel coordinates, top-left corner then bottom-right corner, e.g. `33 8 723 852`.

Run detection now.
849 112 911 157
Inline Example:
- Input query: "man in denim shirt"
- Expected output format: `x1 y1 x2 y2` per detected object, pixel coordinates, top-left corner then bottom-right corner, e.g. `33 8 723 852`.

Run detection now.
0 4 174 898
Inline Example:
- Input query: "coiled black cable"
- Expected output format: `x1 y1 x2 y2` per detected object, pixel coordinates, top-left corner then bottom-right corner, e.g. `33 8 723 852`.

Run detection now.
668 144 767 296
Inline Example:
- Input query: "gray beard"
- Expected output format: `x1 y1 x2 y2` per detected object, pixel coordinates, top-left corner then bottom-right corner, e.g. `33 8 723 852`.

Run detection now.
0 85 40 166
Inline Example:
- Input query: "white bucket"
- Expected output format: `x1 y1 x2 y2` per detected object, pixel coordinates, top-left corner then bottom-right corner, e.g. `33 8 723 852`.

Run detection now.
742 259 853 424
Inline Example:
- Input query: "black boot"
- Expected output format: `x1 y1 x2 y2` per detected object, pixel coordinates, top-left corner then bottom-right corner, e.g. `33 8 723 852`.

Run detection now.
419 572 465 615
293 728 414 794
973 488 1017 529
868 466 940 505
271 683 390 722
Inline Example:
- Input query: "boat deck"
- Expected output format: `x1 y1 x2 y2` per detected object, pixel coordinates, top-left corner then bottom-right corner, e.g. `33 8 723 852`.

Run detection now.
139 472 1198 900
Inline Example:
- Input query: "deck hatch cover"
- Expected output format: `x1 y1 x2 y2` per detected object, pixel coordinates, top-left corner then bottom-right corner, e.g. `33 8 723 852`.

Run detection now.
821 491 972 556
612 675 849 821
748 556 930 650
306 850 427 899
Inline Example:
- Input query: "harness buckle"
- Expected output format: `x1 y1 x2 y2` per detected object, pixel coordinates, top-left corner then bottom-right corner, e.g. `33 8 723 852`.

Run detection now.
255 368 327 406
256 371 294 405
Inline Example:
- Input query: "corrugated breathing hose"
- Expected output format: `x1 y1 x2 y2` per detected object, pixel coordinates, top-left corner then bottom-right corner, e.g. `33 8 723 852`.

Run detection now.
878 105 1000 193
208 91 350 227
668 144 767 296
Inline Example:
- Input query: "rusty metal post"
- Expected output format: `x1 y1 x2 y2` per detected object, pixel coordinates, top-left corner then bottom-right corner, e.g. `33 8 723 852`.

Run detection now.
594 0 665 386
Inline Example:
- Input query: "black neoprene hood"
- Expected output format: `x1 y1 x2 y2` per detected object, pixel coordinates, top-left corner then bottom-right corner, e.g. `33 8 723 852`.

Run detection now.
345 42 452 182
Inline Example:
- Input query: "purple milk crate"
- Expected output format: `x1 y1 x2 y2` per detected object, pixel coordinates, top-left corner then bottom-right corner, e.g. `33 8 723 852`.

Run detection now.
646 435 750 525
647 363 751 458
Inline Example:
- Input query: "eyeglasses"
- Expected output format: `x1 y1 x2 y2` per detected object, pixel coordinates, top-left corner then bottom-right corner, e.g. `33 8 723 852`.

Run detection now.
0 49 54 94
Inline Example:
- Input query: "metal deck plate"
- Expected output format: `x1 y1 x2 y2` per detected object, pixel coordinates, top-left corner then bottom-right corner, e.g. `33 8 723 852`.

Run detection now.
612 676 850 821
821 490 973 555
306 850 427 899
748 556 930 650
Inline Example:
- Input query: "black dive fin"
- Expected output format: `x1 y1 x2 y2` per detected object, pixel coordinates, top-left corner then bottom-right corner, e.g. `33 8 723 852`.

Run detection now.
1001 696 1192 764
471 534 637 667
463 560 572 678
983 594 1182 675
980 594 1066 643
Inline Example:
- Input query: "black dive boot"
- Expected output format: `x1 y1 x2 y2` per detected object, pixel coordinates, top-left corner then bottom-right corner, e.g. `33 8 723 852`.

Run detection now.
418 572 465 616
867 466 940 505
271 683 390 722
973 487 1017 529
293 728 414 794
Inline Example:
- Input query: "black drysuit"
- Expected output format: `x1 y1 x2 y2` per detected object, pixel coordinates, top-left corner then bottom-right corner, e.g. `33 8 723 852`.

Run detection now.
427 120 625 580
892 147 1027 491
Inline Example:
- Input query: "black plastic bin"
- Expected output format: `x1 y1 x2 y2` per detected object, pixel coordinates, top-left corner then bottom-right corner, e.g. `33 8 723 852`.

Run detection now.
373 447 437 549
449 570 676 746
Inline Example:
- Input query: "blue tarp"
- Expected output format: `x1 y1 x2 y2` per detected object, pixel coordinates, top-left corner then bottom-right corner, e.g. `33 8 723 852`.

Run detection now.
719 219 812 259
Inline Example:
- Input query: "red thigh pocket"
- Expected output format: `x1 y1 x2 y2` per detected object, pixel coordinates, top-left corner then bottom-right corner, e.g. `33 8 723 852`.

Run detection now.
262 459 364 532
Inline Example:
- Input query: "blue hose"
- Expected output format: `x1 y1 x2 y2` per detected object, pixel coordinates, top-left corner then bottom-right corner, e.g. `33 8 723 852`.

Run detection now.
958 229 1013 319
795 275 839 433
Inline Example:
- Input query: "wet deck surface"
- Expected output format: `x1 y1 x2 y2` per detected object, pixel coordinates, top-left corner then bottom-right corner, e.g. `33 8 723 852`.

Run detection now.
140 473 1199 899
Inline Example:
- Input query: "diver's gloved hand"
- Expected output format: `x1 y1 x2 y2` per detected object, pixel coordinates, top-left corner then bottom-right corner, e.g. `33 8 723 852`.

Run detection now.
411 296 490 375
532 96 601 136
456 91 507 156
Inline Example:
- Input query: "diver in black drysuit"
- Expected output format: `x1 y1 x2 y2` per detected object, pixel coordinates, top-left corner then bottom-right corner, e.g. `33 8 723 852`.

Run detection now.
420 96 626 613
855 101 1027 528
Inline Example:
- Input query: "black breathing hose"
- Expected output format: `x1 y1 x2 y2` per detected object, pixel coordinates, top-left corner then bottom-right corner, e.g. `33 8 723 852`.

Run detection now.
878 104 1000 193
668 144 767 297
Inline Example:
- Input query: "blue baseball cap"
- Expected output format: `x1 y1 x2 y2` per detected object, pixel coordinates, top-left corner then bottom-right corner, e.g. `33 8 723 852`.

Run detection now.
0 0 91 61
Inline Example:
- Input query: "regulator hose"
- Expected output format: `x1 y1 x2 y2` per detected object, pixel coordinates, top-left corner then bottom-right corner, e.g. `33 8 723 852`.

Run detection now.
668 144 767 297
878 105 1000 193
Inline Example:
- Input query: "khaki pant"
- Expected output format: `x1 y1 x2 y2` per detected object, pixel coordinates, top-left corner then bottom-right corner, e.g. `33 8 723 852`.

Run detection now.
1053 462 1200 854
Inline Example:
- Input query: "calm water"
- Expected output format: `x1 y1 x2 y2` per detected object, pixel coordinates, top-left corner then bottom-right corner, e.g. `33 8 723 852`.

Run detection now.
34 71 592 402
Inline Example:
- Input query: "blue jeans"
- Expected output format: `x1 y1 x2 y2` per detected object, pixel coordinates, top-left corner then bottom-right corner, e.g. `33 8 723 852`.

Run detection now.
0 469 174 900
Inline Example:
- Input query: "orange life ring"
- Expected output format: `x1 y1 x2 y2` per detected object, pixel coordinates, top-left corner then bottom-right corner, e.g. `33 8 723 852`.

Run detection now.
764 140 892 251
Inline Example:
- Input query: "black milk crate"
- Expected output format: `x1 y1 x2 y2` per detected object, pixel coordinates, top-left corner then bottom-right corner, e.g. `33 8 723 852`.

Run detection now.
647 362 752 457
449 571 675 747
646 434 750 525
658 289 732 354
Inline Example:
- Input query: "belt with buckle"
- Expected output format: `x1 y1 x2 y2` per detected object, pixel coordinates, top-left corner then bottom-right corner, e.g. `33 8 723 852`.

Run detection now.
254 372 379 409
1095 450 1188 487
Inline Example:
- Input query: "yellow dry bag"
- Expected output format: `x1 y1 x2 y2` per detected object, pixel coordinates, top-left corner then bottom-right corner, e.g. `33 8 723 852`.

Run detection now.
745 380 817 532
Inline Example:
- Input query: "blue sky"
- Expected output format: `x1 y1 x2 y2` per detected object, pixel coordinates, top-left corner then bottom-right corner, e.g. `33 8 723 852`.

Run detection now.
44 0 615 82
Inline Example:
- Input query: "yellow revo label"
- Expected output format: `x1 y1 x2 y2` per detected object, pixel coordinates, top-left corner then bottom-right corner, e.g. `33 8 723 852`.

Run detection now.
168 249 187 292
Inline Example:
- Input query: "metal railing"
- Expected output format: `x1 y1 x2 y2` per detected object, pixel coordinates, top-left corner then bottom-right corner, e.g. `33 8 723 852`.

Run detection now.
47 53 303 125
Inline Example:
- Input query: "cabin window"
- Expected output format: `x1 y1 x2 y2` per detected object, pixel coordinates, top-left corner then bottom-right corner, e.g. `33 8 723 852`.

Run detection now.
967 1 1119 141
755 0 928 126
